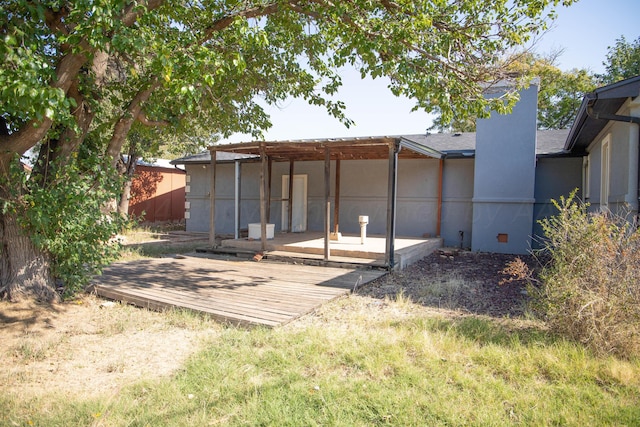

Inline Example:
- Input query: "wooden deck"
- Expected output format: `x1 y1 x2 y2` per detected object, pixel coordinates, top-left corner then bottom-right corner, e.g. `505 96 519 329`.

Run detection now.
92 255 387 327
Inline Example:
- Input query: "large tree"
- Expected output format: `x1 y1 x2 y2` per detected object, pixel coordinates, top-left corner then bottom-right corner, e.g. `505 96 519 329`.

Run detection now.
429 51 598 132
513 51 597 130
1 0 573 301
599 35 640 85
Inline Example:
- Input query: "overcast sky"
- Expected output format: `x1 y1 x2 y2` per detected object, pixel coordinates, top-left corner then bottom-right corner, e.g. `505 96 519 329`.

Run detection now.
225 0 640 143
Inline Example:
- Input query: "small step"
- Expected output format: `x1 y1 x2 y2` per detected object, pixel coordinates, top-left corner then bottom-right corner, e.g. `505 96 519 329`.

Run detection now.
263 250 389 270
195 247 257 259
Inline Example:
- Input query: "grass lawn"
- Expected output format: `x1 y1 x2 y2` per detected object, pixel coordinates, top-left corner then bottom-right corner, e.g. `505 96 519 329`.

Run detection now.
1 293 638 426
2 231 638 426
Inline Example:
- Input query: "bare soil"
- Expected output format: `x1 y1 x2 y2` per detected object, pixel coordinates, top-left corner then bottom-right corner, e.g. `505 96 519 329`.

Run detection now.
0 248 535 400
357 250 536 317
0 295 218 399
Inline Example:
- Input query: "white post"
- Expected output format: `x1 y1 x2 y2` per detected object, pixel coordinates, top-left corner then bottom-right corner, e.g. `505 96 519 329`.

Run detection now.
359 215 369 245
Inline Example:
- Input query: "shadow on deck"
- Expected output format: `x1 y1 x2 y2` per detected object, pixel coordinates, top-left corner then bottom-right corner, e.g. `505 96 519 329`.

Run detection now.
92 255 387 327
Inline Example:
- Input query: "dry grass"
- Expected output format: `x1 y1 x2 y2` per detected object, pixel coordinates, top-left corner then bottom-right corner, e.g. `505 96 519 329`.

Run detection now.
2 290 639 426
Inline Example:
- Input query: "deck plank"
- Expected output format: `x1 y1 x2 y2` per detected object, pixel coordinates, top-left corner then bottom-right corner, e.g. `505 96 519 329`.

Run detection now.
92 255 387 327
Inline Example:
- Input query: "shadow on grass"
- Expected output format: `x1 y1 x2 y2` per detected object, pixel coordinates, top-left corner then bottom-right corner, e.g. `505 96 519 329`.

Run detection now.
396 315 559 348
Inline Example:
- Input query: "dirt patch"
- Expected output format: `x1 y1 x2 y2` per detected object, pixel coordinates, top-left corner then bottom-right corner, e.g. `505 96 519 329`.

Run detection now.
0 295 218 399
358 250 536 317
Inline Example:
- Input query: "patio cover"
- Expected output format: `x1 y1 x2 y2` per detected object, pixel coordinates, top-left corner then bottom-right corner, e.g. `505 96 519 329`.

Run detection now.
207 136 443 269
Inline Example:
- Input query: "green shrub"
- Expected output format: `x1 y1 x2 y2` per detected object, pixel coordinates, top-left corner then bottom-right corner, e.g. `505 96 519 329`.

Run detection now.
531 191 640 358
16 148 130 298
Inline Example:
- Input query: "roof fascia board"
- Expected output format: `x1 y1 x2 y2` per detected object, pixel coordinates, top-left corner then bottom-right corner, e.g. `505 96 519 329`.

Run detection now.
592 76 640 100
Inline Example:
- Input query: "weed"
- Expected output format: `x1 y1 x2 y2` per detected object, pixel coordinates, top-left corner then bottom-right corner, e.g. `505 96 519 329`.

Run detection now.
516 191 640 359
13 341 50 362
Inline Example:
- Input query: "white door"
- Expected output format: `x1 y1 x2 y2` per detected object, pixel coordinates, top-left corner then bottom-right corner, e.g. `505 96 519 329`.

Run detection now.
282 175 308 232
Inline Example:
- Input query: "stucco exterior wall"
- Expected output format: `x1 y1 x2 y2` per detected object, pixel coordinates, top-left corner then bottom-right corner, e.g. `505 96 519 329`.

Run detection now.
336 159 388 235
532 157 583 246
269 158 442 237
586 103 640 216
472 84 538 254
441 158 474 248
184 164 209 232
609 122 632 212
184 162 262 234
269 160 330 232
185 157 453 238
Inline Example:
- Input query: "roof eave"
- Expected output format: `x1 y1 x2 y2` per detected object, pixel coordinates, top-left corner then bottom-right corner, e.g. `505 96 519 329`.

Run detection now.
564 75 640 151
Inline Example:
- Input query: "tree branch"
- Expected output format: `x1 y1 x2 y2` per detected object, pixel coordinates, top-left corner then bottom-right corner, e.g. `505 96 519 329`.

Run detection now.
137 111 170 127
199 2 282 45
106 78 162 168
122 0 166 26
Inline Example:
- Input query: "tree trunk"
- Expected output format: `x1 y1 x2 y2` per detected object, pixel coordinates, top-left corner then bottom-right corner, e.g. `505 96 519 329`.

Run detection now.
118 146 139 217
118 178 133 217
0 211 58 303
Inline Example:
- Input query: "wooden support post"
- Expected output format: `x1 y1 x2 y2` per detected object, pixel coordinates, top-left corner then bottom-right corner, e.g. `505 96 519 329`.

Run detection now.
385 141 399 269
436 158 444 237
260 144 268 252
267 157 272 223
209 150 217 247
333 158 341 236
288 160 294 232
234 160 241 240
324 146 331 261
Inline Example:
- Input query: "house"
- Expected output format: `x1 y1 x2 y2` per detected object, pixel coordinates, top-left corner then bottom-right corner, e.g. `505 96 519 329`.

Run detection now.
564 75 640 220
172 81 585 267
128 159 186 223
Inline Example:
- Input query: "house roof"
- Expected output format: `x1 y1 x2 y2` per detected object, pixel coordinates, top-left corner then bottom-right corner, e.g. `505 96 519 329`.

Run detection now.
171 129 570 164
565 75 640 153
403 129 569 157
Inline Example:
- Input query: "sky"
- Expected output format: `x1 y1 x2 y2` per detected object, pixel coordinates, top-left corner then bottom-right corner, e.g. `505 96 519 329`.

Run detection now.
225 0 640 144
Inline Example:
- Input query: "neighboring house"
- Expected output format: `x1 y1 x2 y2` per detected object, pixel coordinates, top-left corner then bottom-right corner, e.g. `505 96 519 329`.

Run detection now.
128 159 186 223
564 75 640 220
172 82 584 255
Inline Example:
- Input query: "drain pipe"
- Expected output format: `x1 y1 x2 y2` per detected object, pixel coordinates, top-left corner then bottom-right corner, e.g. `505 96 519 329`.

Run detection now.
586 95 640 216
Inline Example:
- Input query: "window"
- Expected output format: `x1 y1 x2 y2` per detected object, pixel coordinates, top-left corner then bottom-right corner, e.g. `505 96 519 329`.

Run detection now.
601 136 610 210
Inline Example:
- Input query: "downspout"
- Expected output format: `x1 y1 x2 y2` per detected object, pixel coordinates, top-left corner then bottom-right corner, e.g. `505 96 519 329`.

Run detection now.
586 95 640 215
